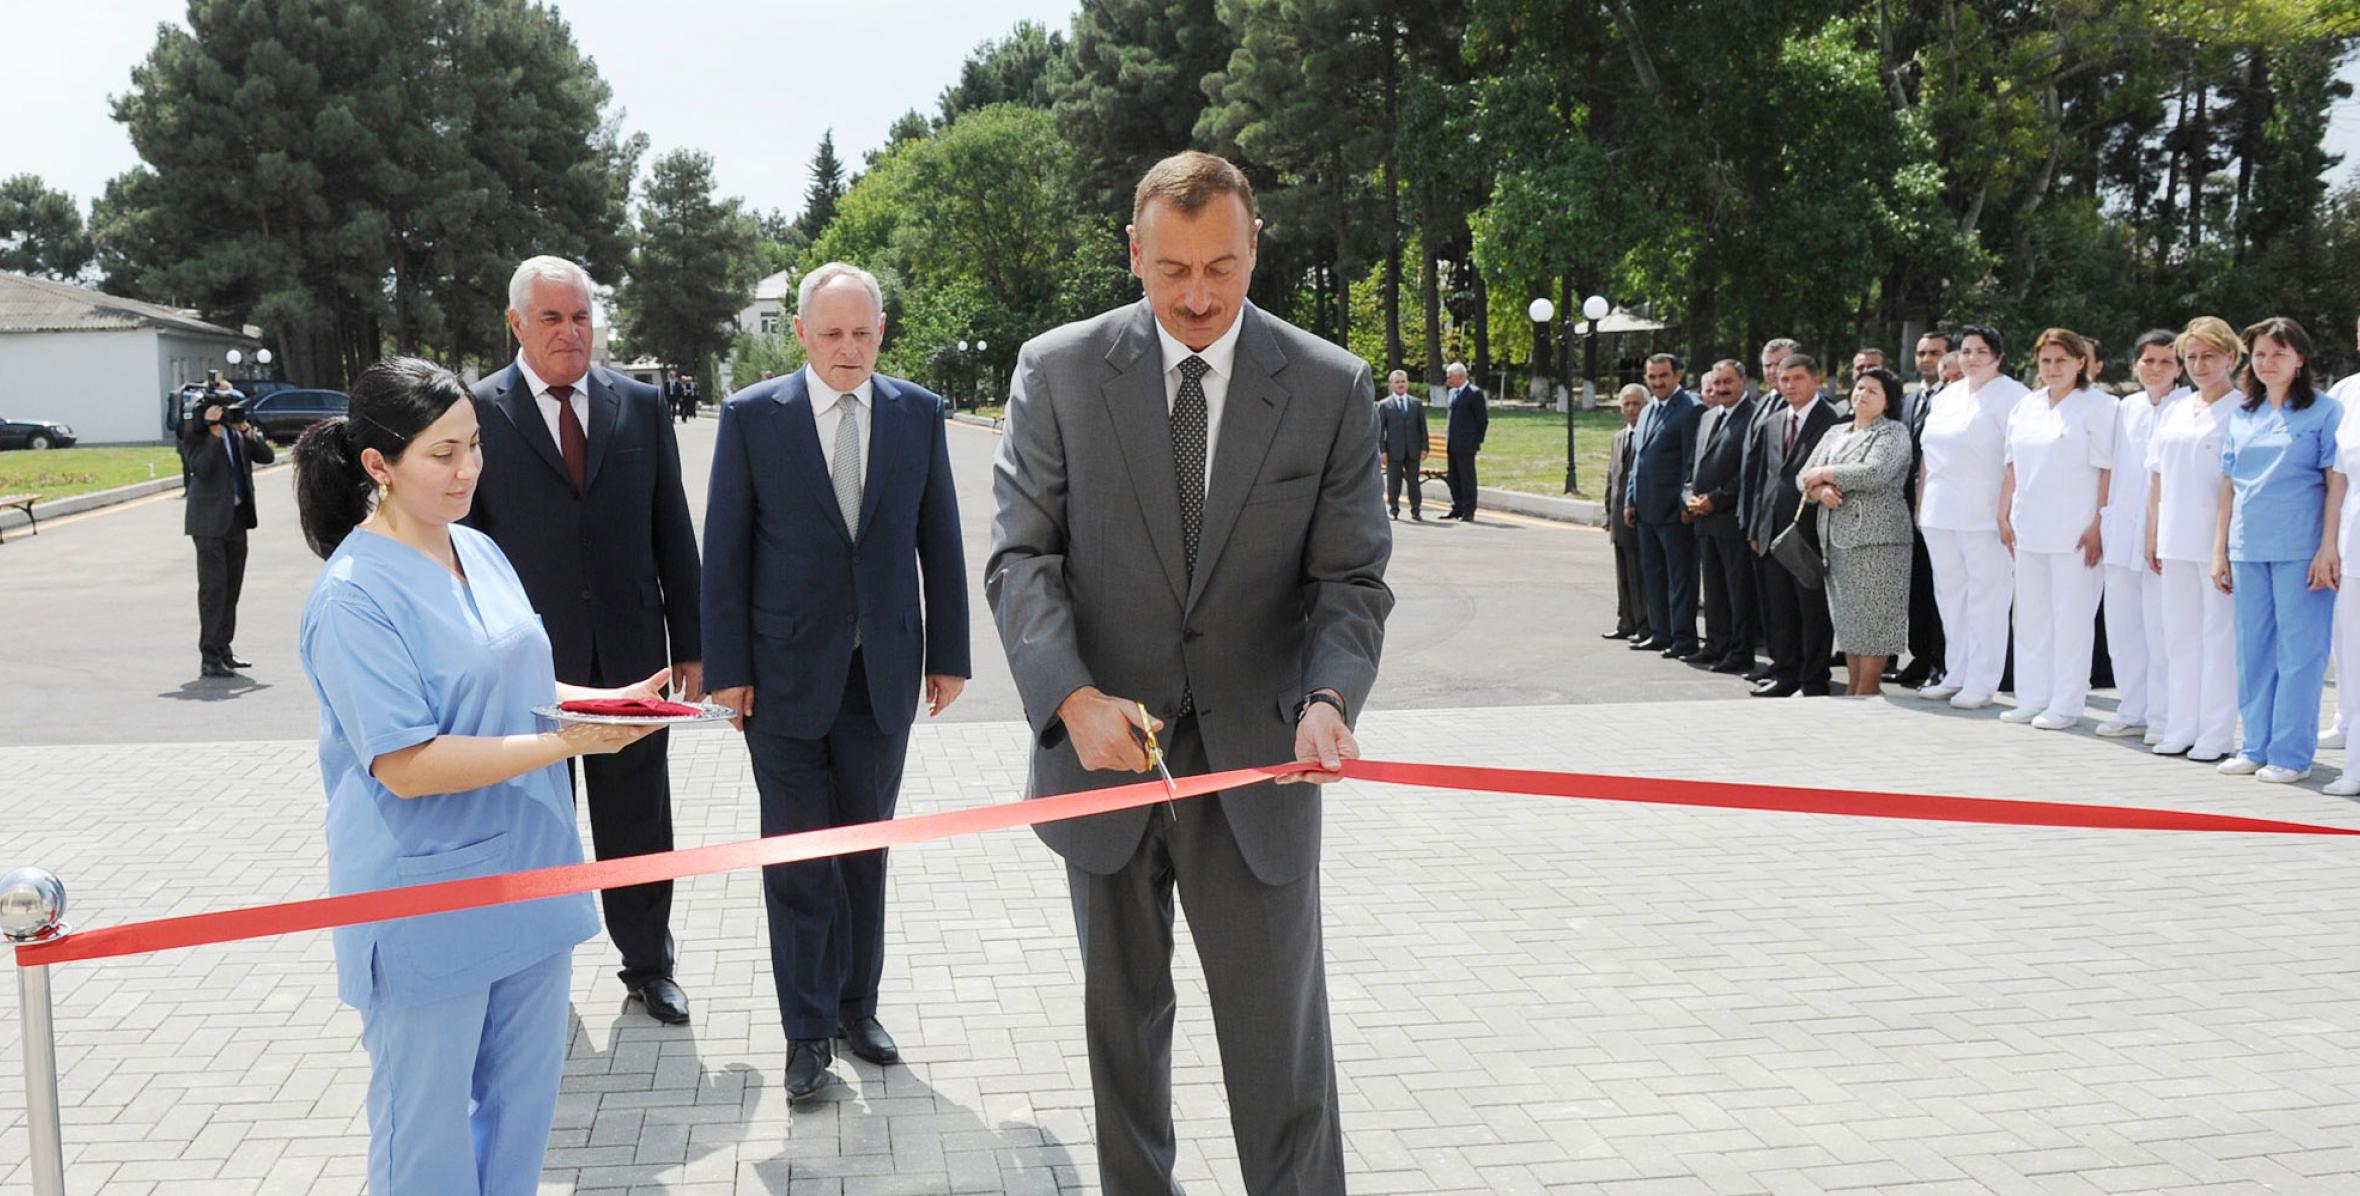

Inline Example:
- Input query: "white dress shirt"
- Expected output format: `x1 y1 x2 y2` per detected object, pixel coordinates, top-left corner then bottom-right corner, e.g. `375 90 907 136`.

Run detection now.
1919 374 2030 532
2004 386 2118 555
2100 386 2186 568
804 365 873 480
1153 306 1246 495
515 354 591 449
2145 389 2242 562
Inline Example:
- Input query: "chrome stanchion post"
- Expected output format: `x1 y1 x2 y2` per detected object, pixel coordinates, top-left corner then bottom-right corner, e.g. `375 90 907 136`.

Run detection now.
3 867 70 1196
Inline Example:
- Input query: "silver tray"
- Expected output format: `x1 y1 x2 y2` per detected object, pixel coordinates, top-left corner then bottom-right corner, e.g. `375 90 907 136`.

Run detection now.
532 701 739 726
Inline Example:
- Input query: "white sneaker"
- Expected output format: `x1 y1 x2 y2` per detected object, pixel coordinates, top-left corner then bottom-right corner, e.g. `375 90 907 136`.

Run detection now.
2324 773 2360 796
1949 692 1993 710
2094 719 2144 738
2143 728 2163 746
2217 757 2264 776
2255 765 2312 784
2188 749 2228 764
1998 706 2041 724
2032 713 2079 731
2151 741 2191 756
2322 729 2348 750
1918 683 1962 701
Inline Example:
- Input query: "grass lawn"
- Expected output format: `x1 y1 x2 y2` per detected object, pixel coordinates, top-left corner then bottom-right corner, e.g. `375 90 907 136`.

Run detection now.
0 445 189 503
1467 405 1624 501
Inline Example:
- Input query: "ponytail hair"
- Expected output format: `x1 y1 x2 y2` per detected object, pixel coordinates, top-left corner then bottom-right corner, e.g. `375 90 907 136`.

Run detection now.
293 356 469 559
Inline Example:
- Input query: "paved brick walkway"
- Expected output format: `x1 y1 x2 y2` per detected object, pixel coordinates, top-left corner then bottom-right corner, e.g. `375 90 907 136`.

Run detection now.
6 697 2360 1194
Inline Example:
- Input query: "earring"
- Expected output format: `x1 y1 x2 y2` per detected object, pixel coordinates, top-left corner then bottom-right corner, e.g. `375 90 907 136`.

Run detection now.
377 480 388 503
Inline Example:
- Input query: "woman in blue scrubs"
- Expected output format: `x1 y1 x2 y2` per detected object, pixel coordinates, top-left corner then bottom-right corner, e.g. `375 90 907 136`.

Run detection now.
2211 318 2344 785
292 358 668 1193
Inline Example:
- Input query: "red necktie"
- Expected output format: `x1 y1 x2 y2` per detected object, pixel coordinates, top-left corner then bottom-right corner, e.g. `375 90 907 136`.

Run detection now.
551 384 587 492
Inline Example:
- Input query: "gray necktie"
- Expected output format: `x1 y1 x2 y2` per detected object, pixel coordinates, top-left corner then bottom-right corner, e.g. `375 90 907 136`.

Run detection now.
831 395 863 539
1173 357 1210 575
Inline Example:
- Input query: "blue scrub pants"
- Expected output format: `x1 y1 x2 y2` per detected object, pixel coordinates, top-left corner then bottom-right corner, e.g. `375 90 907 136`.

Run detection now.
361 947 572 1195
2232 560 2335 770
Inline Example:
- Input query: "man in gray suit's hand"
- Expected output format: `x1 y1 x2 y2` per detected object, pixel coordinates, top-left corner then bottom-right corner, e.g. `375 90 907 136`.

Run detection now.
987 150 1392 1194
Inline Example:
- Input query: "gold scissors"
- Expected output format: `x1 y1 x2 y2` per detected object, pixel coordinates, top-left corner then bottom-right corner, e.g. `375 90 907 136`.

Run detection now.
1135 700 1179 800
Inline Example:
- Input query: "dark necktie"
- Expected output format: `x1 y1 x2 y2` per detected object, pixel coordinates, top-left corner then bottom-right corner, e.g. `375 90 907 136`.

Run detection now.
1785 408 1800 454
225 430 247 506
551 384 587 492
1172 356 1210 576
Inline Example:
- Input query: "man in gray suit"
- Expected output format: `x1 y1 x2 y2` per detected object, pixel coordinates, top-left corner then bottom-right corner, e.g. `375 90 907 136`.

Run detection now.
1376 368 1429 520
1603 384 1650 640
987 150 1392 1195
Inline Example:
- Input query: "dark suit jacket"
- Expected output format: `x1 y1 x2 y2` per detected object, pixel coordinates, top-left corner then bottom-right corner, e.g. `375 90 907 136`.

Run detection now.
1605 425 1640 547
1740 397 1841 548
1900 380 1939 496
178 417 274 537
1625 387 1702 525
1446 383 1488 451
1376 392 1429 460
1684 394 1757 540
702 369 969 740
465 363 701 688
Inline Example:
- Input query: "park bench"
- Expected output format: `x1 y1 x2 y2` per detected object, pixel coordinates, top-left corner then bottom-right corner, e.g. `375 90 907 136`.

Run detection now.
1420 432 1449 482
0 493 39 543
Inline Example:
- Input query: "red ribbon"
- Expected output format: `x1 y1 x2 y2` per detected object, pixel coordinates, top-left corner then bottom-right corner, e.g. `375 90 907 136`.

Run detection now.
16 760 2353 968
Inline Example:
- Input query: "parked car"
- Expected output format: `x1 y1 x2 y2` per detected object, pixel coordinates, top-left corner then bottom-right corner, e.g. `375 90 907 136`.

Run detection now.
245 389 349 443
227 378 299 402
0 416 77 450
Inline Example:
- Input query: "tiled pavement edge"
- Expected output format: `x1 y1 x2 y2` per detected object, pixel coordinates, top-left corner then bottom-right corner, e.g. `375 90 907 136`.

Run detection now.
5 697 2360 1195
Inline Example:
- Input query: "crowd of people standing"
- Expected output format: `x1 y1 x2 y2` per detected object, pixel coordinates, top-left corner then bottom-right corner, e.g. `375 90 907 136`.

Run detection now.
1606 315 2360 792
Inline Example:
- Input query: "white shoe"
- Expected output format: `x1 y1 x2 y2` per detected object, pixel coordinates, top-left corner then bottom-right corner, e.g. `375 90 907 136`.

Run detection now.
2143 728 2163 746
2322 729 2348 750
1999 706 2041 724
1918 683 1962 701
2151 741 2191 756
2325 773 2360 796
2031 713 2078 731
2188 749 2227 763
1949 692 1992 710
2255 765 2312 784
2094 719 2143 738
2217 757 2264 776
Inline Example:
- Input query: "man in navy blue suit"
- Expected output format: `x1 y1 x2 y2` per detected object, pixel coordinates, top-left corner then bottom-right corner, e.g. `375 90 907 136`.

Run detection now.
1623 352 1705 657
702 262 970 1102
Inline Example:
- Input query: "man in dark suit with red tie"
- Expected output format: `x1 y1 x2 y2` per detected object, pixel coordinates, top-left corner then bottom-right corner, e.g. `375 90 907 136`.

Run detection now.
464 255 704 1025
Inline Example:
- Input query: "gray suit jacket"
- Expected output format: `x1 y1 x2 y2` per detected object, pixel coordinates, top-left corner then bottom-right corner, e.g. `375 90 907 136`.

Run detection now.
1605 425 1639 546
1376 392 1429 461
1804 418 1914 549
987 300 1394 885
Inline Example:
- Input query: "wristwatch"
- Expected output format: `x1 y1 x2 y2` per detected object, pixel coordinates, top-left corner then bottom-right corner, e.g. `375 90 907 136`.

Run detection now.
1294 691 1347 723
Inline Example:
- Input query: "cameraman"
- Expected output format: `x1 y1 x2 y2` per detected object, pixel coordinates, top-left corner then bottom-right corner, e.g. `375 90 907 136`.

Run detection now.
179 374 275 678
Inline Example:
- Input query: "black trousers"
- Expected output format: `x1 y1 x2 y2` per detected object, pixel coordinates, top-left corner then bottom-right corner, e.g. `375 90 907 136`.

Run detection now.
750 651 910 1040
1699 531 1757 665
1905 530 1943 676
1758 550 1833 691
1384 456 1423 515
192 531 248 663
1636 519 1700 651
1445 445 1479 516
1069 714 1345 1196
578 645 678 988
1611 536 1649 636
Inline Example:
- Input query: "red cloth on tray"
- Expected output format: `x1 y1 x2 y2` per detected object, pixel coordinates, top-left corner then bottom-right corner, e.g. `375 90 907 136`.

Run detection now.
557 698 702 717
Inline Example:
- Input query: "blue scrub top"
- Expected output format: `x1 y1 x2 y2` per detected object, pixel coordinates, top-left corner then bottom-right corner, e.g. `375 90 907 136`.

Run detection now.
298 524 597 1010
2221 395 2343 563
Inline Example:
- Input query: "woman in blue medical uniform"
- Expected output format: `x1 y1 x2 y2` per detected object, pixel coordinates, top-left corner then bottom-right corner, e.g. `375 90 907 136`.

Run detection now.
292 357 667 1193
2212 318 2343 785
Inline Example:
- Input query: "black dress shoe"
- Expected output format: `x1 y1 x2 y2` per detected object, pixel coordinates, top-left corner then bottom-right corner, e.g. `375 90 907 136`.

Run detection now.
1799 682 1833 697
201 659 235 678
223 654 253 669
1628 637 1670 652
1750 679 1800 698
785 1038 834 1101
1710 656 1756 675
1411 511 1424 522
1389 509 1399 519
1661 643 1700 660
837 1016 901 1065
1895 664 1936 689
1600 627 1638 640
1744 664 1776 683
628 977 691 1025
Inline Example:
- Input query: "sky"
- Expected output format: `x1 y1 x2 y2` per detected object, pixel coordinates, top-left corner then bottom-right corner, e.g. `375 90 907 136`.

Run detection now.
5 0 1083 217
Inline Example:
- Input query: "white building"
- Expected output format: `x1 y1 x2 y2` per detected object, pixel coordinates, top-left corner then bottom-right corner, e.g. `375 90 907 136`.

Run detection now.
0 273 258 444
737 269 796 335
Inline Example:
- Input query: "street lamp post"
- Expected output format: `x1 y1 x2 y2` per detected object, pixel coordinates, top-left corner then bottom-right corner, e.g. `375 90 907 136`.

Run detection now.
223 347 273 378
1580 294 1609 410
973 340 989 407
955 340 969 409
1531 298 1575 493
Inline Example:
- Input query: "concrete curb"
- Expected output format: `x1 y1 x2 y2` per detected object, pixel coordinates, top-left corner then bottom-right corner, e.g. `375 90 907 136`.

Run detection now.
945 411 1606 528
0 462 296 534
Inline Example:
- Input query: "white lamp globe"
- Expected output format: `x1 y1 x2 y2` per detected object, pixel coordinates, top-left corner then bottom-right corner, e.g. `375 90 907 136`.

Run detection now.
976 340 987 353
1583 295 1610 322
957 339 969 352
256 348 273 365
225 349 243 366
1527 297 1555 324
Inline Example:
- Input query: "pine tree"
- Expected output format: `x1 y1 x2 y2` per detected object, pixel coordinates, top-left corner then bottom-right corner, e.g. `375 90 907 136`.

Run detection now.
615 149 759 379
1053 0 1234 222
938 21 1068 125
798 130 847 242
0 175 94 280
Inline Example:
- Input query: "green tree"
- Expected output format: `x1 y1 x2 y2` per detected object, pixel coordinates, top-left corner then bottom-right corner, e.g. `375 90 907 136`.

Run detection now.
0 175 94 280
1053 0 1235 220
614 148 759 378
797 130 847 242
938 20 1068 124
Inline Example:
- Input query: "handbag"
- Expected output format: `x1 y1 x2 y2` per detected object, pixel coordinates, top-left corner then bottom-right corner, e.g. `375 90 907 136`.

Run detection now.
1768 490 1826 589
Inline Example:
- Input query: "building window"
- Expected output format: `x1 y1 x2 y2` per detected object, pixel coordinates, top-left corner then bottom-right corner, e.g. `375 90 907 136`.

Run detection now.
759 311 780 334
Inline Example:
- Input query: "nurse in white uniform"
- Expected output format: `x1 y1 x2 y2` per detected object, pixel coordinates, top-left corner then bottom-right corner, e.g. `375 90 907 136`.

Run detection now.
2145 317 2245 762
292 357 668 1194
2096 331 2186 739
1916 324 2029 708
1997 328 2116 729
2318 317 2360 752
